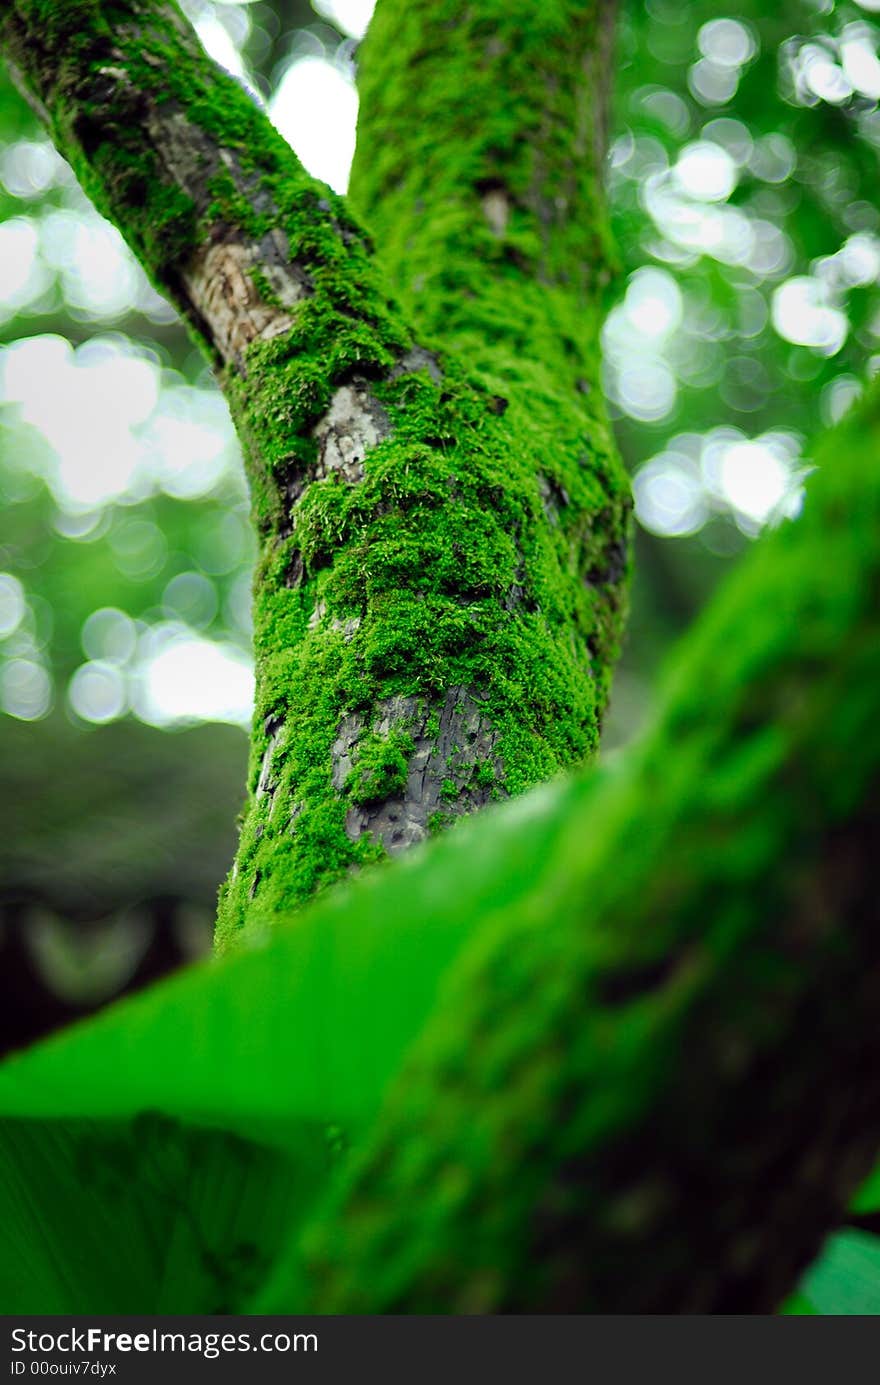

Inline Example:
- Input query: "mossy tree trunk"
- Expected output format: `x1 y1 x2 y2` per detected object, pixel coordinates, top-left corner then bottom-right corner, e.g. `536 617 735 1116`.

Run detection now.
0 0 630 950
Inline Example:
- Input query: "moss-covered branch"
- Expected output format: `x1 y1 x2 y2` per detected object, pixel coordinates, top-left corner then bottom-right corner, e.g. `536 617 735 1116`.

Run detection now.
0 0 630 944
350 0 618 374
250 386 880 1313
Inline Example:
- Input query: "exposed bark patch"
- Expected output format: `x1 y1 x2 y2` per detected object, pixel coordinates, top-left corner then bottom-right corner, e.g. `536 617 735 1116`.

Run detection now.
183 238 302 365
333 615 361 642
147 106 213 211
218 146 279 220
390 346 442 382
538 474 570 527
283 548 305 589
330 714 361 795
279 347 432 544
481 186 510 238
331 687 505 854
586 535 627 587
134 106 311 366
502 560 529 614
252 227 313 309
307 599 327 632
255 719 284 803
312 379 392 484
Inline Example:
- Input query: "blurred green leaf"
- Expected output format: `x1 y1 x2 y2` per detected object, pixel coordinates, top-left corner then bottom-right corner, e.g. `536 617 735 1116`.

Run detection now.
0 774 574 1310
779 1292 818 1315
795 1232 880 1316
1 1115 310 1313
851 1160 880 1215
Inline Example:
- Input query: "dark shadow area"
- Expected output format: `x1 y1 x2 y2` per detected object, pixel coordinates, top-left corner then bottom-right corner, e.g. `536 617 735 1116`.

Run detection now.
0 715 247 1054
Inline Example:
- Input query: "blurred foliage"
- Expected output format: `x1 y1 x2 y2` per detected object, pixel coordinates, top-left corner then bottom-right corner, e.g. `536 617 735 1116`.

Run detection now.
0 715 245 1051
606 0 880 736
0 715 246 916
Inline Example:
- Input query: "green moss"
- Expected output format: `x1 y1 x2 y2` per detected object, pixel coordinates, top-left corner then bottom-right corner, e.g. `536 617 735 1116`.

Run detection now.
348 0 618 382
474 760 496 790
347 729 415 806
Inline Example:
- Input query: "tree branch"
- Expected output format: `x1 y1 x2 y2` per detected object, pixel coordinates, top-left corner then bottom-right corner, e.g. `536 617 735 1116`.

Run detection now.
351 0 619 378
261 385 880 1313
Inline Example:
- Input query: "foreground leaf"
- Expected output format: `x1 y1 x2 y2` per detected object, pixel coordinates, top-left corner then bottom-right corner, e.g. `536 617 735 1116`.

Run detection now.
795 1232 880 1316
0 772 577 1311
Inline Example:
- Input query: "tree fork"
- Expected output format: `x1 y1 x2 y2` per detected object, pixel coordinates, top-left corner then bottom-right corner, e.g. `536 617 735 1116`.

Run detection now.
0 0 630 946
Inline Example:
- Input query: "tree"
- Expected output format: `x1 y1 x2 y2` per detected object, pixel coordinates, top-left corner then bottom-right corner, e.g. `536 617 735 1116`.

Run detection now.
2 0 632 945
0 0 878 1315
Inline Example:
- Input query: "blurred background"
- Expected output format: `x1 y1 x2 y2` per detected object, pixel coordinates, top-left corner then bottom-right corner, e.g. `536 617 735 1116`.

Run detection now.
1 0 877 1051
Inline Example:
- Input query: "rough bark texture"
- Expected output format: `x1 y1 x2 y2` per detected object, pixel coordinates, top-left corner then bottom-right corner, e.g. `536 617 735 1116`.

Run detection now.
0 0 630 947
260 385 879 1314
